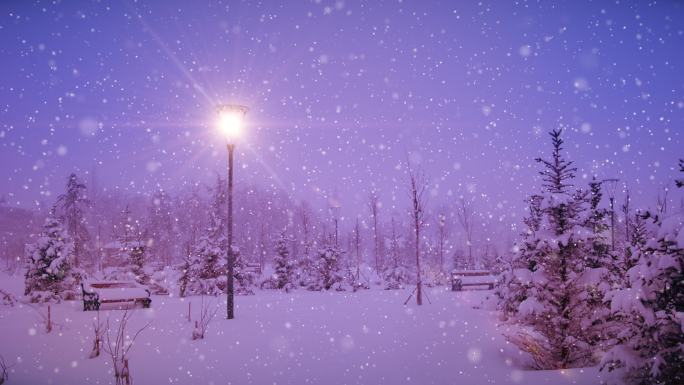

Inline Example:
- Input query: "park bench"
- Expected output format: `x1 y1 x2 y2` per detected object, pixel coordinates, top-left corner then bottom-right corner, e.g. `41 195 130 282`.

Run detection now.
81 281 152 311
244 262 262 275
450 270 495 291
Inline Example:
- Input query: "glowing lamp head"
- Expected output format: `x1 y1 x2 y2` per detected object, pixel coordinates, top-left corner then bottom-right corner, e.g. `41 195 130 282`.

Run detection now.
216 104 248 142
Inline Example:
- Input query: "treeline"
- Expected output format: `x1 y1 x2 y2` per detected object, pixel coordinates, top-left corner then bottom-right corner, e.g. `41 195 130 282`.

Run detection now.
6 166 514 286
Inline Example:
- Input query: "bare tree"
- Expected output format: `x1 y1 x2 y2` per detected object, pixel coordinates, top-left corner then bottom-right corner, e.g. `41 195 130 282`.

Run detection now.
407 163 428 306
367 190 382 273
258 222 267 272
103 310 150 385
656 185 669 215
435 206 450 272
192 296 219 340
299 202 312 259
622 187 631 245
57 173 91 268
456 197 475 269
0 289 15 307
0 354 9 385
28 304 55 333
353 218 363 289
89 311 104 359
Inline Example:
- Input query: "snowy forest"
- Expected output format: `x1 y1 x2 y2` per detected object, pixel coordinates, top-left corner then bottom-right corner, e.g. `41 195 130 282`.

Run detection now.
1 1 683 385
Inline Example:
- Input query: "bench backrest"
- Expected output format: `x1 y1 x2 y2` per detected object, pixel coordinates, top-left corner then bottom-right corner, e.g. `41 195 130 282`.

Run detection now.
451 270 492 277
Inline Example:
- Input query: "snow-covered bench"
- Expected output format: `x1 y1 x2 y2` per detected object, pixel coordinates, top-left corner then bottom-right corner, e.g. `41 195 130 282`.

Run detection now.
244 262 262 275
81 281 152 311
450 270 495 291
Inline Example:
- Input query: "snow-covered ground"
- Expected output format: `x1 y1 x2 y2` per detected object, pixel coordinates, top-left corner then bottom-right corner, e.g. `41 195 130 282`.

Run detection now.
0 274 602 385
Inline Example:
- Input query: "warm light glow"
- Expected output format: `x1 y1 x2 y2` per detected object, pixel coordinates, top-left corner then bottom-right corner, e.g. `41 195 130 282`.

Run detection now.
217 110 244 140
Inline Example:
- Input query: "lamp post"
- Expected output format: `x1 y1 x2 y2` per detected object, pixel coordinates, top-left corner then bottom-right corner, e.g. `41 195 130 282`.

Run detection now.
216 104 248 320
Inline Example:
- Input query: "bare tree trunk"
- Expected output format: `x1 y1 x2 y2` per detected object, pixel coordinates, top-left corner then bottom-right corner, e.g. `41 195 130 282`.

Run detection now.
457 197 475 269
355 218 361 281
622 188 631 245
407 163 427 306
259 222 266 272
368 191 381 273
414 216 422 306
300 203 311 259
436 208 448 272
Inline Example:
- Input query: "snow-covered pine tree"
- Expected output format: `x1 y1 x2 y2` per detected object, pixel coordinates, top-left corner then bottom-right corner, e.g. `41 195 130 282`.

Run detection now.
177 252 194 298
504 129 597 369
185 177 227 296
186 234 224 296
630 211 649 250
621 211 650 278
383 217 409 290
127 232 149 285
601 163 684 385
309 244 345 291
181 177 255 296
232 247 256 295
108 205 150 284
584 178 613 270
57 173 91 269
295 252 316 288
273 231 295 291
495 194 543 319
581 178 620 351
24 209 80 302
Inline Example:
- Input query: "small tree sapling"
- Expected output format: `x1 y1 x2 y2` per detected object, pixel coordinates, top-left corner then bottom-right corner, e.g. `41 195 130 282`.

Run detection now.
103 310 149 385
192 296 219 340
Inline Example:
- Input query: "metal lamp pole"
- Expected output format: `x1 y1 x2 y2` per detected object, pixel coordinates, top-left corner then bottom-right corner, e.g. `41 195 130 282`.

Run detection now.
217 104 248 320
226 142 235 319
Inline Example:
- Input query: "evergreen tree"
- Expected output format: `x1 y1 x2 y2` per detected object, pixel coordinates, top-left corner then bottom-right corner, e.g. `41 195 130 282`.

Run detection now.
581 178 620 351
184 177 227 296
232 246 256 295
503 129 598 369
630 211 649 249
24 209 80 302
601 164 684 385
309 245 345 291
108 205 150 284
185 232 224 296
127 232 149 285
295 253 316 288
57 173 91 268
495 194 543 319
617 211 652 290
273 231 295 291
383 218 408 290
177 253 194 298
585 178 612 269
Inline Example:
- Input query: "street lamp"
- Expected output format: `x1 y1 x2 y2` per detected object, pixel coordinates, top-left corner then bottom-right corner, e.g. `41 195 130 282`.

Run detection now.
216 104 248 320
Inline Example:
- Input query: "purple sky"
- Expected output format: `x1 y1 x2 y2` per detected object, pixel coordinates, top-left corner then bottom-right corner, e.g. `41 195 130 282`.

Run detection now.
1 0 682 231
